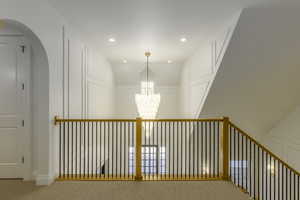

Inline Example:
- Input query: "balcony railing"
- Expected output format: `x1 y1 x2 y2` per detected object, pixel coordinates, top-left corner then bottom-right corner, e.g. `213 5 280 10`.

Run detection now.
54 117 225 181
54 116 300 199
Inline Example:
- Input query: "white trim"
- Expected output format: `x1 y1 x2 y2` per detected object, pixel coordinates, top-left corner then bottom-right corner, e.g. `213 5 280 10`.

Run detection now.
190 75 213 87
62 26 65 118
197 10 242 118
19 37 32 180
116 85 179 90
36 174 55 185
215 27 232 65
193 81 211 118
81 47 84 118
0 35 32 180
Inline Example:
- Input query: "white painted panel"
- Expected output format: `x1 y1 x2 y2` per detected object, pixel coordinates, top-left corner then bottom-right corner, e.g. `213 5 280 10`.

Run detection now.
190 81 210 117
179 13 240 119
189 42 214 82
0 38 22 178
69 39 83 118
0 129 18 163
63 35 115 119
87 50 112 83
0 116 18 127
0 43 17 114
116 86 139 118
0 166 18 178
157 87 179 118
215 28 231 65
180 40 214 118
87 81 112 118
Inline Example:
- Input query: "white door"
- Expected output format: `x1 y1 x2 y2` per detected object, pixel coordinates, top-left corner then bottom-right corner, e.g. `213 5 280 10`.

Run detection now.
0 37 28 178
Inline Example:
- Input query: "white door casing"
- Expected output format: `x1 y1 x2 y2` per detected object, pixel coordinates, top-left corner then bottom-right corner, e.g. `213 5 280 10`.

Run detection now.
0 36 30 179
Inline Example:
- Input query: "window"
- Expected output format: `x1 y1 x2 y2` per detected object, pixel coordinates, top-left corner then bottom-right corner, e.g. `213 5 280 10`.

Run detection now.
159 147 166 174
129 146 166 175
142 146 158 174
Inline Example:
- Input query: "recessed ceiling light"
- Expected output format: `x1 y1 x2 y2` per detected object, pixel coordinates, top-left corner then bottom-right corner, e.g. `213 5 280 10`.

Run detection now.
180 37 187 42
123 59 128 63
108 38 116 42
167 60 172 64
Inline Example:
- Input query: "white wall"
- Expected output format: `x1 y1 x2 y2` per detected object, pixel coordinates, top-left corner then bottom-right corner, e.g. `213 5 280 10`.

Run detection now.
262 105 300 172
180 41 215 118
63 28 115 119
0 0 62 183
0 0 115 185
116 86 179 119
114 60 181 119
55 25 115 179
179 13 240 118
200 5 300 140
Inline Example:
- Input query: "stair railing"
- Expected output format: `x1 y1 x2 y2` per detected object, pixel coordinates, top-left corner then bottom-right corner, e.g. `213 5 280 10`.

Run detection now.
228 121 300 200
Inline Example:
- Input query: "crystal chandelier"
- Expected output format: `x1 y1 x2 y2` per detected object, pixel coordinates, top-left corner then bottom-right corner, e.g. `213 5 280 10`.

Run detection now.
135 52 161 121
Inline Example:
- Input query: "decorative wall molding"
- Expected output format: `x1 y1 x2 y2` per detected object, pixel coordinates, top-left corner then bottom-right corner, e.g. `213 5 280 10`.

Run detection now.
181 27 232 118
215 27 232 66
190 75 213 87
116 85 178 90
82 46 88 118
87 77 114 88
195 15 241 118
193 80 211 117
62 27 115 120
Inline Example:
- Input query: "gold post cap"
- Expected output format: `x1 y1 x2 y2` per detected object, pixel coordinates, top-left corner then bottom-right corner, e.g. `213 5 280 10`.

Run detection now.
0 20 5 29
145 52 151 57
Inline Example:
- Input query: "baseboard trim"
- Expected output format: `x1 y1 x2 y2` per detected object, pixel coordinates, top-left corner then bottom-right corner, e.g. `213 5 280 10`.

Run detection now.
36 174 55 185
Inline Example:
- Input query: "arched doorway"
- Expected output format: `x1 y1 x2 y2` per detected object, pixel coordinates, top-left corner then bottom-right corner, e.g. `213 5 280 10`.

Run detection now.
0 19 49 180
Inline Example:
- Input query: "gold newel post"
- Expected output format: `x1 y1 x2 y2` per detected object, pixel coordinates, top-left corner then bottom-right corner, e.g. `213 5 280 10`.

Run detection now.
135 117 143 181
222 117 230 180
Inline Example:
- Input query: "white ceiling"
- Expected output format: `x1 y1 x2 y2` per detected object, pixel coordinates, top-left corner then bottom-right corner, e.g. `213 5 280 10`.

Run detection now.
47 0 280 85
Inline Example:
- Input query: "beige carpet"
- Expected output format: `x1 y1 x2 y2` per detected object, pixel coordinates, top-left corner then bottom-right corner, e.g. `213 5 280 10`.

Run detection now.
0 180 249 200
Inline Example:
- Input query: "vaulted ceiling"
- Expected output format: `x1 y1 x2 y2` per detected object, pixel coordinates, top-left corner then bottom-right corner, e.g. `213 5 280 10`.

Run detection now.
47 0 282 85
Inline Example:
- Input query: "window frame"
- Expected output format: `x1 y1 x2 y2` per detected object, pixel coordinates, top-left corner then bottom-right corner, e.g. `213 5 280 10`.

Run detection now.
129 145 166 175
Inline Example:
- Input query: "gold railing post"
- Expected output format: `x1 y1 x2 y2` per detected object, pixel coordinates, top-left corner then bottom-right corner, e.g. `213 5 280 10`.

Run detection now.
135 117 143 181
222 117 229 180
54 116 59 125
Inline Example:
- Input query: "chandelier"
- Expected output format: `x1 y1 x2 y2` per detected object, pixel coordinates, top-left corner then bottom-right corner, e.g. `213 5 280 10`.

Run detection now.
135 52 161 121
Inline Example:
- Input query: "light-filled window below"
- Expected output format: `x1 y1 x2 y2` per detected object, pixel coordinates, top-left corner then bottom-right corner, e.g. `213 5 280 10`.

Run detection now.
129 146 166 174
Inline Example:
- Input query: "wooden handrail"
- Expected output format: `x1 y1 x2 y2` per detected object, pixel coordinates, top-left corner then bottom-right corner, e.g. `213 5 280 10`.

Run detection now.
54 117 136 123
54 116 224 124
141 118 223 122
229 121 300 177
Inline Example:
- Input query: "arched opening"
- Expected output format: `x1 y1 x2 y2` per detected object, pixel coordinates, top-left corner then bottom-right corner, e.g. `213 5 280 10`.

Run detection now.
0 19 50 181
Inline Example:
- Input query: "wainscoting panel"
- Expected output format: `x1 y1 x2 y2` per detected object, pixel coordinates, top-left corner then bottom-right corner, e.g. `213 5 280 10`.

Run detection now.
62 26 115 119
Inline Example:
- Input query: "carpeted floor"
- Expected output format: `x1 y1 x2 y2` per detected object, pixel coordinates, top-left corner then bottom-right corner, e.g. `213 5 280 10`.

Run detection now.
0 180 249 200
